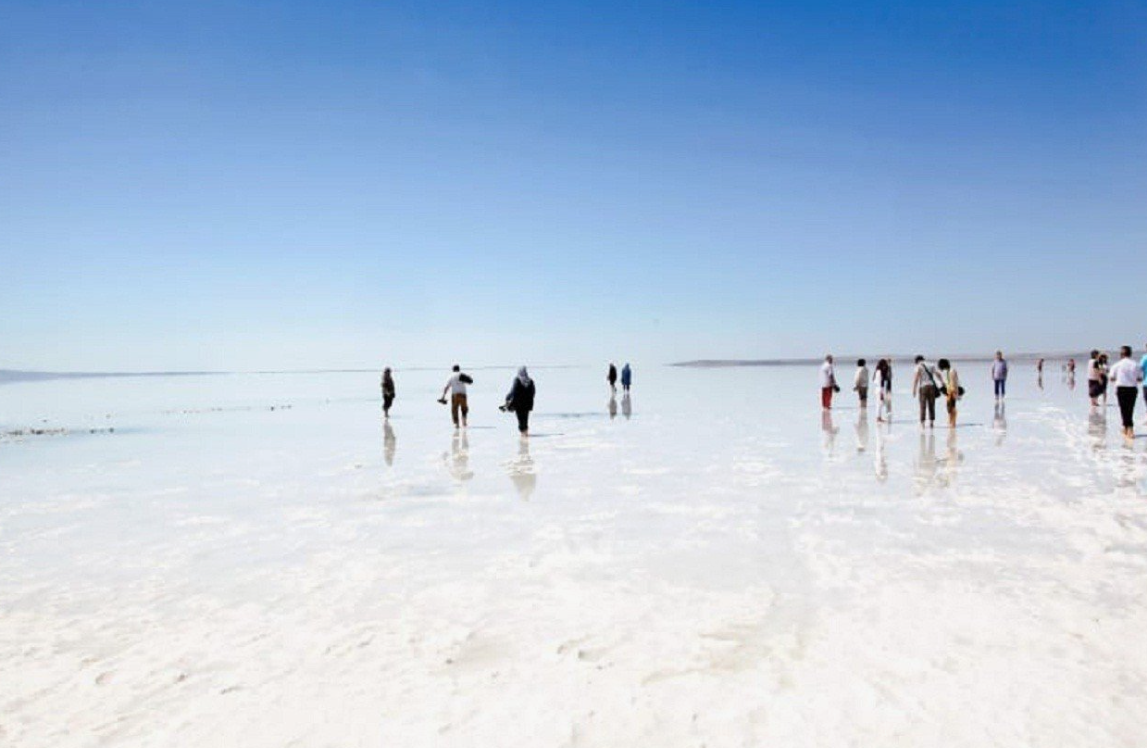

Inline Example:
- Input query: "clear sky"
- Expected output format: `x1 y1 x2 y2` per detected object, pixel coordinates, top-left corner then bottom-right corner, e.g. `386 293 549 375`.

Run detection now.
2 1 1145 371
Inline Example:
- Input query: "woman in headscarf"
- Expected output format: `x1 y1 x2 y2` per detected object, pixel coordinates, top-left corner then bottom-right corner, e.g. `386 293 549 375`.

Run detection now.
504 366 536 436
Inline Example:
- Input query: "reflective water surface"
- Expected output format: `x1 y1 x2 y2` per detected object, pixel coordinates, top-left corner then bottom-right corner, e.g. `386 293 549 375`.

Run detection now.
2 364 1146 747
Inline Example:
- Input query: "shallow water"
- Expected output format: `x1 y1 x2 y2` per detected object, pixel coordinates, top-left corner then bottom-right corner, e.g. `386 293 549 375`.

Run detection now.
2 364 1146 746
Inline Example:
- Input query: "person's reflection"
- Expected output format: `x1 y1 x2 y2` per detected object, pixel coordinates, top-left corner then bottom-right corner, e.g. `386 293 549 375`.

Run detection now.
874 423 889 483
445 431 474 481
621 393 632 420
1088 406 1107 451
508 438 537 500
992 401 1007 447
821 410 838 457
937 427 962 487
608 394 618 420
914 431 938 494
855 410 869 453
383 420 396 466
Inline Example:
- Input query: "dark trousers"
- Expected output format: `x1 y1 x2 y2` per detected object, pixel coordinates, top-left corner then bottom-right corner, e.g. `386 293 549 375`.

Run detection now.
918 385 937 423
994 379 1006 397
1116 386 1137 429
515 409 530 433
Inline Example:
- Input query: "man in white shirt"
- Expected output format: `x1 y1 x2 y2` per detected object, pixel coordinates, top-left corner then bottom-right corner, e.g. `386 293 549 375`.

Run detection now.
1109 346 1143 438
440 364 471 429
819 355 837 410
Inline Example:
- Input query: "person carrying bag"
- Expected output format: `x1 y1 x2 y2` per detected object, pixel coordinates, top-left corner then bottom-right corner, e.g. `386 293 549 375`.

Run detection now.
502 367 536 436
913 355 940 427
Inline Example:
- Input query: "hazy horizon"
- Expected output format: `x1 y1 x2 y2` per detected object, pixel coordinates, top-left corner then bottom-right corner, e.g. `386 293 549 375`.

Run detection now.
0 348 1106 382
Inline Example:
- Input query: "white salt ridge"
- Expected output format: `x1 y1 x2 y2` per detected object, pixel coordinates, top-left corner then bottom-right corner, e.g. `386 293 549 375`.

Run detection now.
1 366 1146 746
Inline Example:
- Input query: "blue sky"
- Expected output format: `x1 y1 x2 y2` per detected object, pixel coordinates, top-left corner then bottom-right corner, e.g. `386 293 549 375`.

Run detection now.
2 1 1145 371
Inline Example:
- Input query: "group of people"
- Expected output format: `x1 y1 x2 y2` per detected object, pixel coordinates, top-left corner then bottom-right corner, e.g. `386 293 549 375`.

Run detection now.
381 347 1147 444
379 362 635 438
820 354 967 428
435 364 539 434
816 357 893 422
820 347 1147 437
1087 346 1147 438
606 362 633 394
820 355 950 424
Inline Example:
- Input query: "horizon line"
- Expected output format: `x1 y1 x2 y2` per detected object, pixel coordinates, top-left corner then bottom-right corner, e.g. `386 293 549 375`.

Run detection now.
0 350 1094 382
672 351 1087 367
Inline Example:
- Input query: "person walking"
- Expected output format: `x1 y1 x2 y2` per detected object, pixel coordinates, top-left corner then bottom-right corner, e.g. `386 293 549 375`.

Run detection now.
620 363 633 393
853 359 869 408
819 355 837 410
937 358 961 428
503 366 536 436
912 355 940 428
990 351 1008 402
439 364 472 429
1109 346 1142 439
381 367 396 418
873 358 892 423
607 363 618 394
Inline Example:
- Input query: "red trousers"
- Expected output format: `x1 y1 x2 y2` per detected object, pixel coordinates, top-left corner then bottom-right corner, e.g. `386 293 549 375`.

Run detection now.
821 387 833 409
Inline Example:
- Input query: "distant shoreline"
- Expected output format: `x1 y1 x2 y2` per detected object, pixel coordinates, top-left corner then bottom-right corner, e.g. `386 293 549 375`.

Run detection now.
672 353 1081 368
0 370 225 384
0 364 583 384
0 355 1085 383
